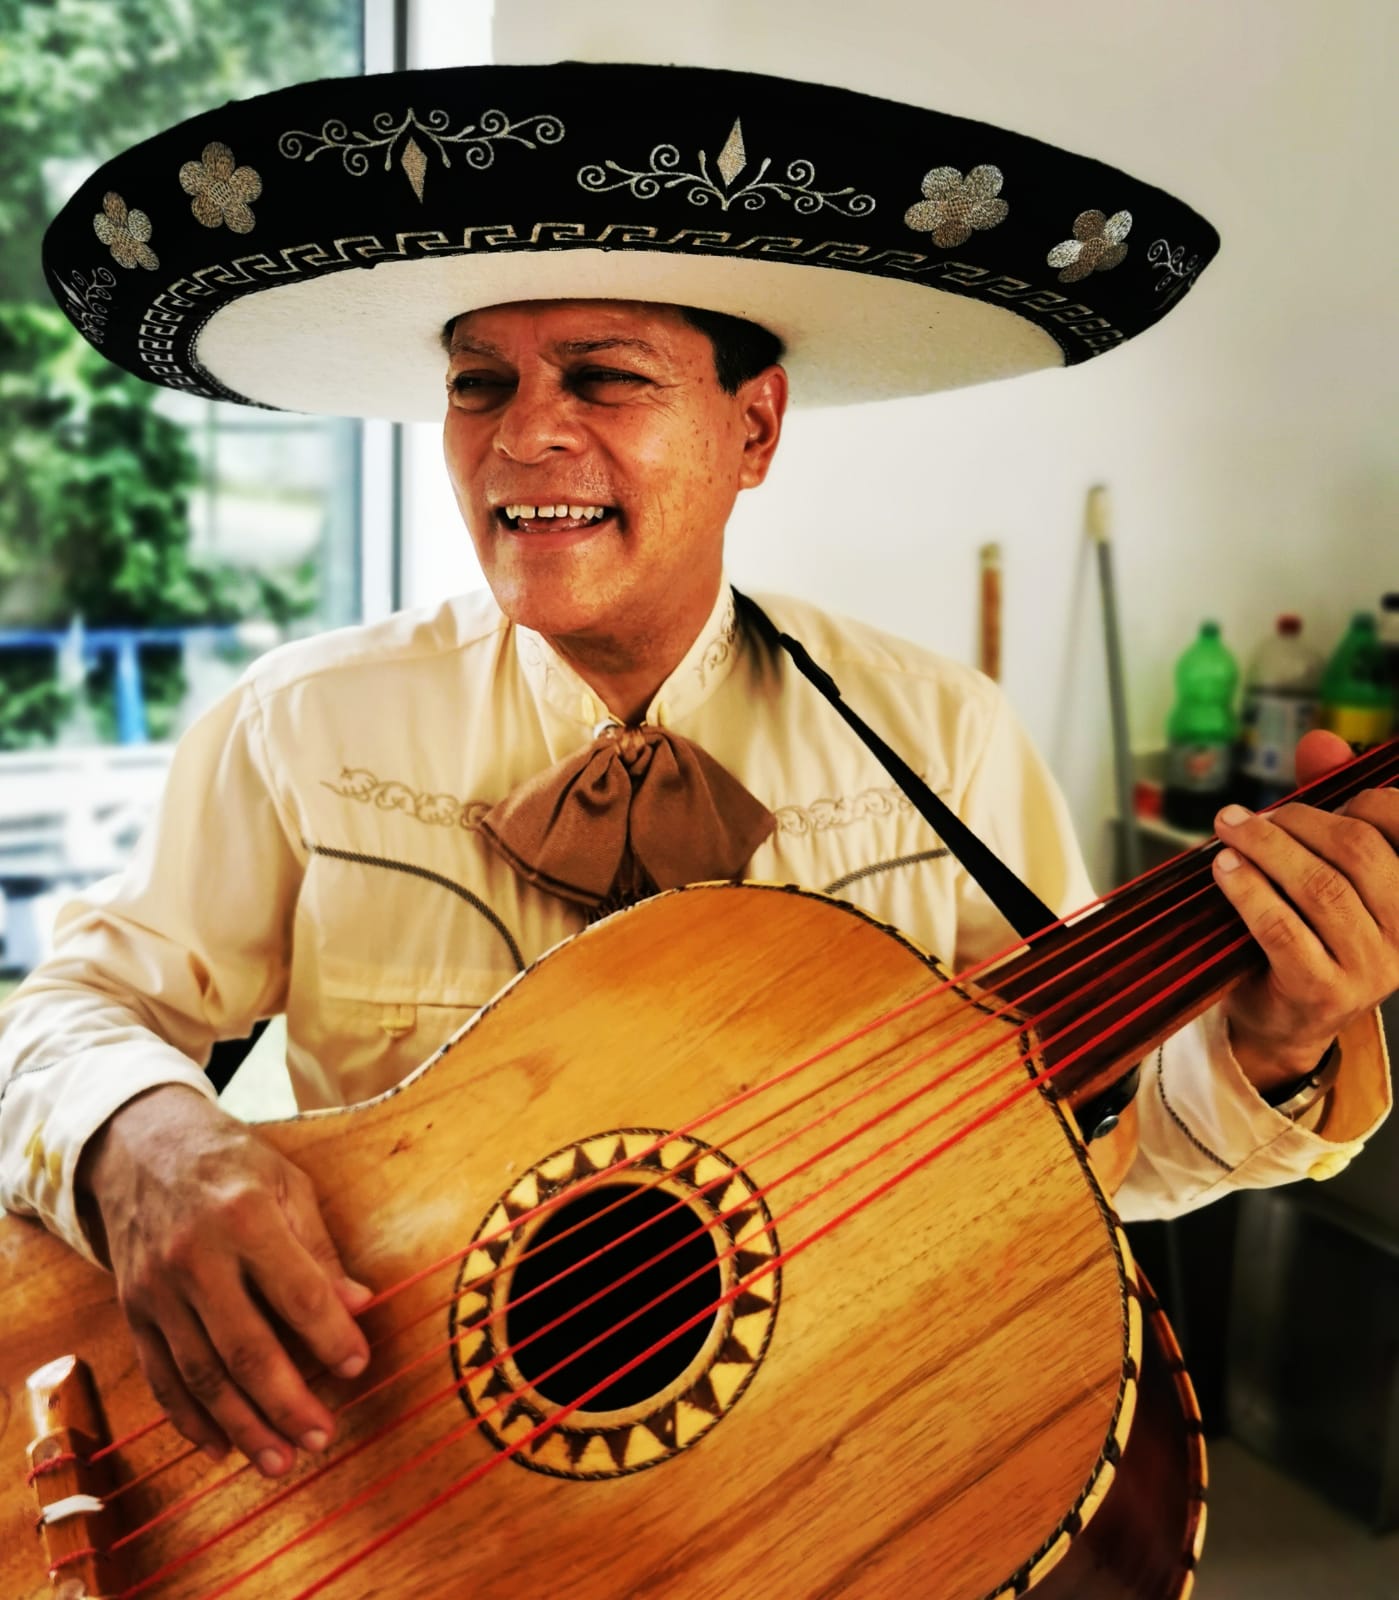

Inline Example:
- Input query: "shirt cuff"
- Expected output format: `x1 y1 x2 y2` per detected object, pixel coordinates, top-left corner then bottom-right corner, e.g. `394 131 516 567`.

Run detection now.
2 1043 218 1267
1115 1005 1391 1221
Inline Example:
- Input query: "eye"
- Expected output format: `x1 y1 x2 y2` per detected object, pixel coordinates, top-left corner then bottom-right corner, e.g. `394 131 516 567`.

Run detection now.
572 367 648 398
447 370 513 410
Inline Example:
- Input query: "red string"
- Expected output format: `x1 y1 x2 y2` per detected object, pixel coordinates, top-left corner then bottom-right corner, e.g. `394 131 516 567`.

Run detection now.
93 746 1399 1588
114 874 1223 1561
286 928 1242 1600
106 864 1241 1579
116 911 1254 1598
88 808 1230 1478
49 1545 100 1576
25 1451 79 1484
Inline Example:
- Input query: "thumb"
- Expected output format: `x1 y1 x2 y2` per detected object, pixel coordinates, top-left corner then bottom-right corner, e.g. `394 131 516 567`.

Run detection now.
1294 728 1354 788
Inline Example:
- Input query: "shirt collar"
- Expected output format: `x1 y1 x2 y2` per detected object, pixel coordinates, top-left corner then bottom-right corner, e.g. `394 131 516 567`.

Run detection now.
513 579 742 734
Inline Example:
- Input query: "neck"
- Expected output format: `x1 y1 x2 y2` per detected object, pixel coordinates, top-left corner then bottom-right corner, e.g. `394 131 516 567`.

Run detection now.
541 586 724 727
553 644 679 727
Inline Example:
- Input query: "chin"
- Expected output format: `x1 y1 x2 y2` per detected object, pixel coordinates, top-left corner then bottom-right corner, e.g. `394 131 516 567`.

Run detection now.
485 576 611 640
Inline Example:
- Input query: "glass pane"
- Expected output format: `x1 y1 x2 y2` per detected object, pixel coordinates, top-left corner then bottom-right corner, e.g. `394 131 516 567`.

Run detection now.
0 1 365 977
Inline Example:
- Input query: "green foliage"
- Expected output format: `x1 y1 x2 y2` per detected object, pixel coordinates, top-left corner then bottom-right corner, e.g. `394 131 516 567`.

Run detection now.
0 0 358 749
0 302 324 745
0 305 319 748
0 304 197 620
0 0 360 300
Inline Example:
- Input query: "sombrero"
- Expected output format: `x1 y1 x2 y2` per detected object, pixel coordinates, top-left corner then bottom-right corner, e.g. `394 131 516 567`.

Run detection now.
43 61 1219 421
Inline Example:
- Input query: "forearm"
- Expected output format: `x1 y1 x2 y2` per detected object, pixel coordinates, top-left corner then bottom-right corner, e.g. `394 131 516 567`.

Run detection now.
0 966 219 1260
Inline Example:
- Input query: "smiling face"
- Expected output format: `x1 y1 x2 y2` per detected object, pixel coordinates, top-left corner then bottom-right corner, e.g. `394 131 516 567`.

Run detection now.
443 299 786 695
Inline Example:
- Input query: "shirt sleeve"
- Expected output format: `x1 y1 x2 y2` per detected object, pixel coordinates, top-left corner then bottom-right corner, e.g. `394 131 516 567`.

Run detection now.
0 676 302 1262
945 686 1393 1219
1113 1004 1392 1220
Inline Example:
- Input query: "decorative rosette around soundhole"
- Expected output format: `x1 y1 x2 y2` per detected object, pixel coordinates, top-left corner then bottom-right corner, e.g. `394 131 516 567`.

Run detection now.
450 1128 781 1479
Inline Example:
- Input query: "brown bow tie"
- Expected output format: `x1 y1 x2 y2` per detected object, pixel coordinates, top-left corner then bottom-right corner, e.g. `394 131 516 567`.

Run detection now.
479 724 775 912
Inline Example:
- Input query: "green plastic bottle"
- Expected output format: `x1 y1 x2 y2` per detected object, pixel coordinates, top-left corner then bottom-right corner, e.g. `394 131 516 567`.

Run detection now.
1319 612 1396 749
1164 620 1239 831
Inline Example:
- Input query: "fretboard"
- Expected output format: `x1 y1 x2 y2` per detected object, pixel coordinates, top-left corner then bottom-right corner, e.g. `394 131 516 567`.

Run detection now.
977 738 1399 1110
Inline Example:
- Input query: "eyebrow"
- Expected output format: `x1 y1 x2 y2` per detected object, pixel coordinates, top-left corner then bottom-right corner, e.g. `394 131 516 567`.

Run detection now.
446 333 668 361
556 337 666 359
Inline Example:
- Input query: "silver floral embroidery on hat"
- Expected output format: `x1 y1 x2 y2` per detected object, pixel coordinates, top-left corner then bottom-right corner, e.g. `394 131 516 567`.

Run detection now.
579 117 876 217
93 193 158 270
279 107 565 201
903 165 1008 247
1146 238 1204 305
1048 209 1131 283
179 141 263 233
55 267 117 343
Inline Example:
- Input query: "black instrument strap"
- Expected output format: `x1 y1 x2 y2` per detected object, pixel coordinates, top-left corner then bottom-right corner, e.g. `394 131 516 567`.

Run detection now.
736 593 1144 1138
733 590 1058 943
209 596 1058 1101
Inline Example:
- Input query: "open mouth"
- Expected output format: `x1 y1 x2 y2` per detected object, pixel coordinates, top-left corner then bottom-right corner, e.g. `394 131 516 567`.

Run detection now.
497 503 614 532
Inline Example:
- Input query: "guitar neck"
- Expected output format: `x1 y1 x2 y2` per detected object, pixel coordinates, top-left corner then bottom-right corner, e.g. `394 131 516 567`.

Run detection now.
981 737 1399 1110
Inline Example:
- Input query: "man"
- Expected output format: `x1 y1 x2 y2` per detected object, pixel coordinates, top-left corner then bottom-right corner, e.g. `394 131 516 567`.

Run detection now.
3 64 1395 1485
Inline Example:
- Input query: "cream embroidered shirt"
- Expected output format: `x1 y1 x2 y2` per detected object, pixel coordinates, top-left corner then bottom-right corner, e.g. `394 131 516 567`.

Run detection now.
0 584 1389 1260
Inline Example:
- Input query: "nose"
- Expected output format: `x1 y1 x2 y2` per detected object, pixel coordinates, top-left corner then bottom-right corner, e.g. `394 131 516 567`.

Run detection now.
492 375 582 463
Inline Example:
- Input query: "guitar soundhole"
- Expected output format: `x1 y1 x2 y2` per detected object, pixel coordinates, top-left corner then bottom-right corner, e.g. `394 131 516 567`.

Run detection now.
452 1128 781 1479
507 1183 722 1409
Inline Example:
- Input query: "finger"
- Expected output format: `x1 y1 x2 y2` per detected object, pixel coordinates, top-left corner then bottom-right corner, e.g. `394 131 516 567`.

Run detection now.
129 1314 229 1464
1242 797 1399 942
260 1170 372 1379
1212 841 1337 1000
187 1260 342 1467
1215 805 1373 969
1343 786 1399 853
151 1292 305 1476
1295 729 1356 787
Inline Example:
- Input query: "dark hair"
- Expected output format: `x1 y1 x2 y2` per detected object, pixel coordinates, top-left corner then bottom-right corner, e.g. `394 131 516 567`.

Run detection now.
675 305 784 394
439 303 784 394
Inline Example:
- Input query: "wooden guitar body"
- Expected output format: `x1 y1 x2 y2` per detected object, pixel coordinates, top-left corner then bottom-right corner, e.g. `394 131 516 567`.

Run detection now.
0 883 1204 1599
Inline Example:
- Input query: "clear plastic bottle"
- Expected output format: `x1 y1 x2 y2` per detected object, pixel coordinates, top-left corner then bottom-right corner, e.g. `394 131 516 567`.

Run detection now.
1319 612 1396 750
1235 614 1322 808
1377 592 1399 709
1164 620 1239 831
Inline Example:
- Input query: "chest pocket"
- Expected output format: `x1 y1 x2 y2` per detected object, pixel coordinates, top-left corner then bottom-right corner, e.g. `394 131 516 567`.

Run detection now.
301 844 526 1013
286 844 532 1107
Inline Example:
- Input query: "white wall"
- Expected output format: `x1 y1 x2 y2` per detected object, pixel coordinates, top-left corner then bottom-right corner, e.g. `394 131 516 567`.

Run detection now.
403 0 1398 887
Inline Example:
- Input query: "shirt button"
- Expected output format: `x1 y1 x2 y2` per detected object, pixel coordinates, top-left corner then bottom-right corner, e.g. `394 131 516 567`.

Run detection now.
1307 1150 1353 1181
379 1004 415 1039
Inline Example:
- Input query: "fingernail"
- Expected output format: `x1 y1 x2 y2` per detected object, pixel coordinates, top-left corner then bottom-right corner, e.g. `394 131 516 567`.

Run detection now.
301 1428 329 1453
336 1352 368 1380
201 1440 230 1465
1217 805 1252 827
257 1448 288 1477
341 1276 375 1309
1215 847 1242 872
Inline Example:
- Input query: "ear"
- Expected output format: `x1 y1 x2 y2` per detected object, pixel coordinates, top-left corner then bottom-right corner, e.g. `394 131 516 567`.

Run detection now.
734 365 789 492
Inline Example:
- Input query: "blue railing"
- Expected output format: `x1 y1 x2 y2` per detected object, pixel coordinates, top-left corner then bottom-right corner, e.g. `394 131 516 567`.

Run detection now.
0 625 238 744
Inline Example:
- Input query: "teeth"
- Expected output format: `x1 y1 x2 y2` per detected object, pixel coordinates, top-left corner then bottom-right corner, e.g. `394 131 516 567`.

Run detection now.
502 504 608 522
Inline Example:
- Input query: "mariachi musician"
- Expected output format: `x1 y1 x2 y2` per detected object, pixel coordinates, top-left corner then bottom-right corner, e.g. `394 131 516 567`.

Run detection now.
1 56 1395 1594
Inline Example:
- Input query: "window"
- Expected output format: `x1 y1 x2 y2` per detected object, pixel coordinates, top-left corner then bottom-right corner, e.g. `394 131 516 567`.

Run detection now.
0 0 366 978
